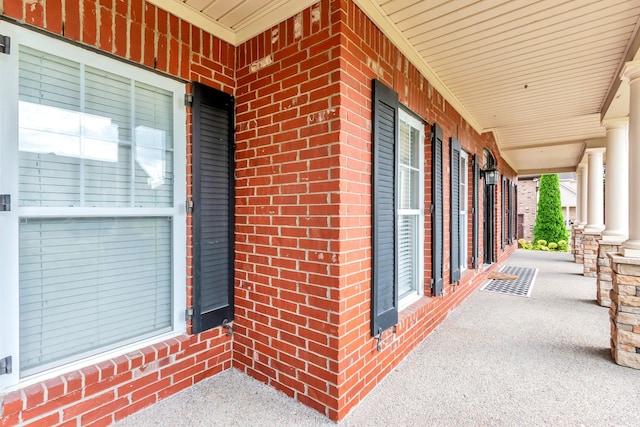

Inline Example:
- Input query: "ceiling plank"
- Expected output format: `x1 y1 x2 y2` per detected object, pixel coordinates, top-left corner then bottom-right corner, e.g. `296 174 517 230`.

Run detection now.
147 0 236 44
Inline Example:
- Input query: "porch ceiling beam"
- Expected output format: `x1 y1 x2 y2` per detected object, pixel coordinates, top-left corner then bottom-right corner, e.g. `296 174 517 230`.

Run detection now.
502 138 605 152
600 15 640 120
517 166 578 176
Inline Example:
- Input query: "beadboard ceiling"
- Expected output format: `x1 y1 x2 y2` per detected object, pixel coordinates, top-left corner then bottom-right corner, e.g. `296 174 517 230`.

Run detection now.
149 0 640 175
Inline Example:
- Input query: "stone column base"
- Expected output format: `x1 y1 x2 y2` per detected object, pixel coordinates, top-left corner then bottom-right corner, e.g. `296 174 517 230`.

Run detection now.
573 226 584 264
582 232 601 277
609 253 640 369
597 240 623 307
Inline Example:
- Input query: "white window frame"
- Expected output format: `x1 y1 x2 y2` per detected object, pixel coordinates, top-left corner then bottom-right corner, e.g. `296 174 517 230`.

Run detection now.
0 22 187 391
397 108 425 310
460 150 469 272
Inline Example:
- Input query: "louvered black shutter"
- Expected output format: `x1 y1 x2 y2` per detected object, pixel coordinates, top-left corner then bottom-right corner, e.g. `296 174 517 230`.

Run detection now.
371 79 398 336
508 180 513 244
450 138 461 283
509 181 517 244
472 154 480 269
432 124 444 296
501 175 506 249
192 82 235 334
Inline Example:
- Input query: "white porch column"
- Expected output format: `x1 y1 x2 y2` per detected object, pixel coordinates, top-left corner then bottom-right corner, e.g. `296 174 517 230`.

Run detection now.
575 168 581 224
578 164 588 225
601 118 629 240
622 62 640 256
584 148 605 233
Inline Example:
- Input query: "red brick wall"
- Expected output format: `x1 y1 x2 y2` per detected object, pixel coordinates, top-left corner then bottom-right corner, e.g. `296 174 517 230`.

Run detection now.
233 0 517 421
233 0 343 417
330 1 516 420
517 178 539 242
1 1 234 426
1 0 518 425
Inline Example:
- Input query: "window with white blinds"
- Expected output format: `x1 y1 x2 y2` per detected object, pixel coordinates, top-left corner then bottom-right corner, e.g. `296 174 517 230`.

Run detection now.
7 40 186 378
460 151 469 271
397 109 424 308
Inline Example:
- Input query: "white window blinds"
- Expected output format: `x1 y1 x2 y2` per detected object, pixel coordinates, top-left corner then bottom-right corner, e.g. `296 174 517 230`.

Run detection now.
18 46 174 208
19 217 172 375
397 111 424 305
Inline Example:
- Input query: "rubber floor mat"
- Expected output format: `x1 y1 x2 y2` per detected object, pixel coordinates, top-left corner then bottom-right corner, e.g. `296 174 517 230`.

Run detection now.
480 266 538 297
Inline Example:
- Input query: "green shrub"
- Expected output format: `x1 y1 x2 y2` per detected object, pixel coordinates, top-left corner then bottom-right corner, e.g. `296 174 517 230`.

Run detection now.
558 240 569 252
518 238 569 252
533 174 570 244
518 239 534 250
533 243 546 250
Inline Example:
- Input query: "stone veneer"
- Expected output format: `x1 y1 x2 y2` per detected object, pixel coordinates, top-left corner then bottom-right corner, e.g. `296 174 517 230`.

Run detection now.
608 253 640 369
597 240 624 307
582 232 601 276
573 226 584 264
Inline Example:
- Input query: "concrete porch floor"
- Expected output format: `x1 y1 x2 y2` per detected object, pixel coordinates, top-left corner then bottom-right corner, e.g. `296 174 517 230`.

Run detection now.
116 251 640 426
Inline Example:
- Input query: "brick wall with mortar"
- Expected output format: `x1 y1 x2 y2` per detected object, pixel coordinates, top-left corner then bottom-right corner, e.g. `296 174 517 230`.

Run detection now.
234 0 517 420
232 0 343 416
0 0 518 424
516 178 538 242
608 253 640 369
597 240 623 307
0 1 234 426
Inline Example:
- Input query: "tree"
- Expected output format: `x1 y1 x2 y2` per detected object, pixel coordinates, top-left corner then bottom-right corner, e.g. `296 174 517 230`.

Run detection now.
533 174 569 244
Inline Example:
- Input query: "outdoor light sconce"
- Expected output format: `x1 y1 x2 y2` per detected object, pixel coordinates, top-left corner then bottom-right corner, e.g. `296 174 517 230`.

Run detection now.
482 167 499 185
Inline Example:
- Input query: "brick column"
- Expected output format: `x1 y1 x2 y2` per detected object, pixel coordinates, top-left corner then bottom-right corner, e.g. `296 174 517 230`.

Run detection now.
607 62 640 370
609 254 640 369
597 239 623 306
573 225 584 264
582 232 600 277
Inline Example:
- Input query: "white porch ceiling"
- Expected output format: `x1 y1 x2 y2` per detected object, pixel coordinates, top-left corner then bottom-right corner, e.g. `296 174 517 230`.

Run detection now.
149 0 640 175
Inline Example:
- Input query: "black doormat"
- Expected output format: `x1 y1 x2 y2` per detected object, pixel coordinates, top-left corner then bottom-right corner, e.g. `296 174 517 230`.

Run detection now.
480 266 538 297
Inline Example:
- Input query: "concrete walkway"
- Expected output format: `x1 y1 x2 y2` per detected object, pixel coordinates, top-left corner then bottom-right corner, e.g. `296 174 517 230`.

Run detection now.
116 251 640 426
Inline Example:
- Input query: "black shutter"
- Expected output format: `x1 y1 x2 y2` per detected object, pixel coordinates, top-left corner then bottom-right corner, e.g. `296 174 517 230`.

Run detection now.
371 79 398 336
472 154 480 269
501 175 506 249
513 183 518 240
192 82 235 334
507 179 513 245
509 181 517 244
450 138 461 283
431 124 444 296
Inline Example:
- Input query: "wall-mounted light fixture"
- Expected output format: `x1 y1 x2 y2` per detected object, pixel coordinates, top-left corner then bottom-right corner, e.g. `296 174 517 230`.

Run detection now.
482 167 499 185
